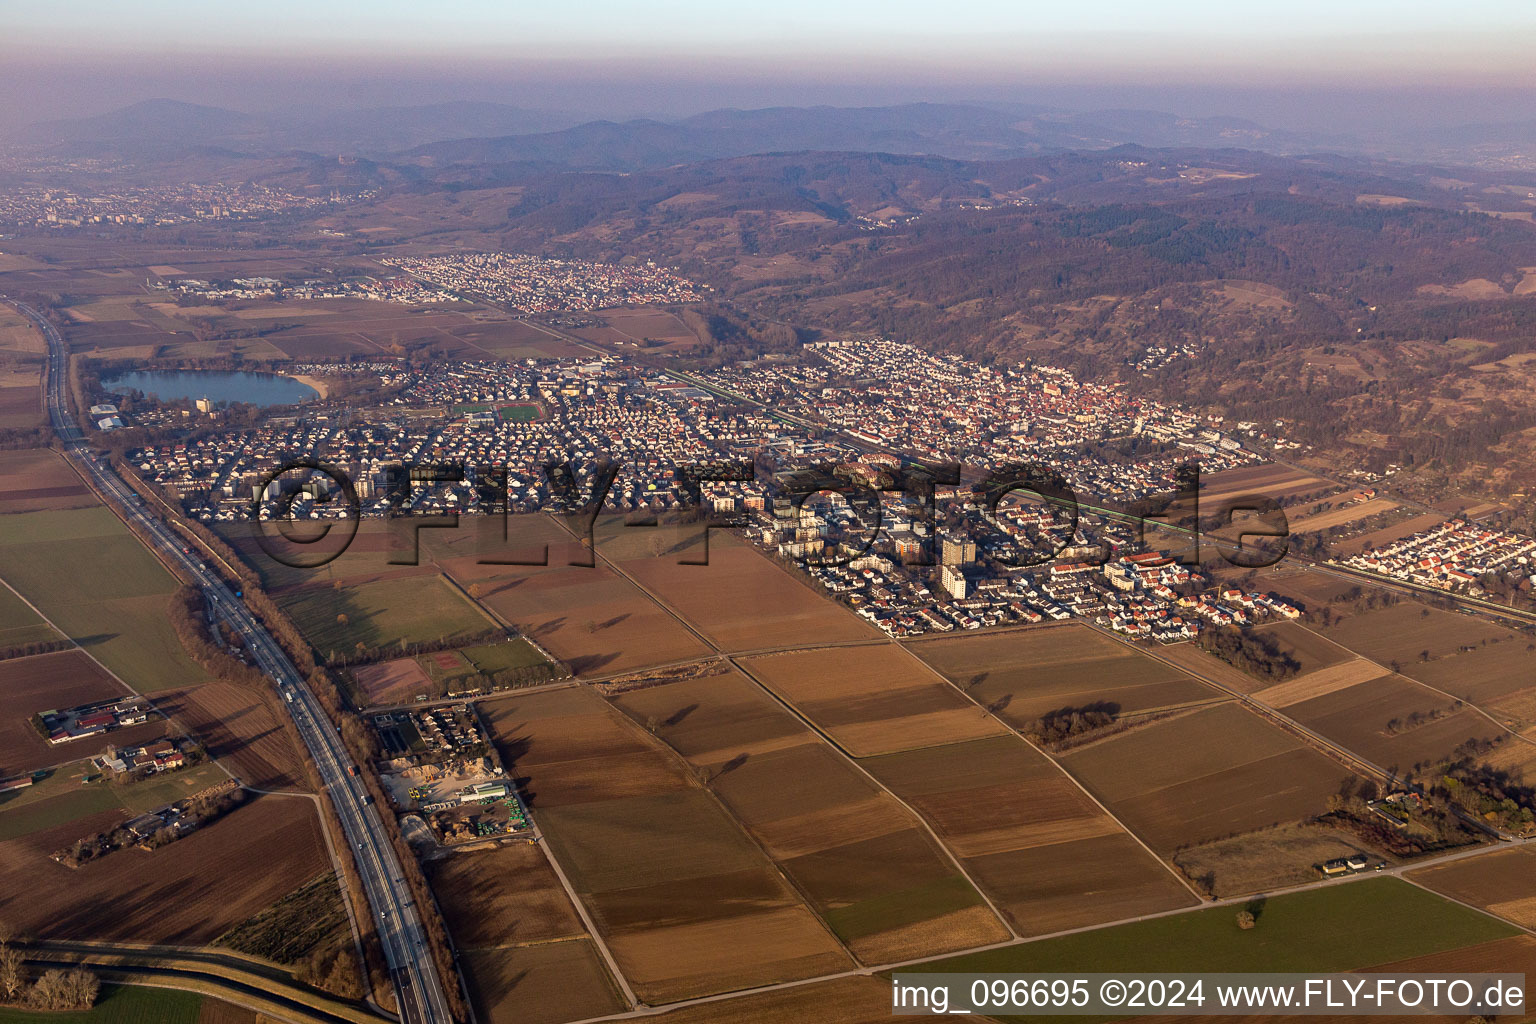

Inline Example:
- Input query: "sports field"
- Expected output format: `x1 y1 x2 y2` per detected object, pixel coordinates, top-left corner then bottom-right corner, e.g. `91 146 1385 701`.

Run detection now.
0 506 206 691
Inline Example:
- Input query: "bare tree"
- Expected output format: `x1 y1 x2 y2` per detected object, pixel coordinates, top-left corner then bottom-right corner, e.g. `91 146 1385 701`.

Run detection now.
0 944 24 1002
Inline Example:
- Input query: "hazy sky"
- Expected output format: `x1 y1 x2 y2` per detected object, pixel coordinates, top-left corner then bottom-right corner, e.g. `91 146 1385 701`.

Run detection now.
5 1 1536 128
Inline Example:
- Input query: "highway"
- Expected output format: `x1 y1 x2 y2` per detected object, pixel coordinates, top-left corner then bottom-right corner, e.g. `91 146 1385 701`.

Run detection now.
9 296 454 1024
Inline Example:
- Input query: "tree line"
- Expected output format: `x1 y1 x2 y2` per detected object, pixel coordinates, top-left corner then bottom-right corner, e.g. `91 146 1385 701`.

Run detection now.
1197 624 1301 683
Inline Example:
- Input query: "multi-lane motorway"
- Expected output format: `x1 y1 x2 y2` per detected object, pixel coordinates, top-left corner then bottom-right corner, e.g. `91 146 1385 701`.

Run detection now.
11 296 454 1024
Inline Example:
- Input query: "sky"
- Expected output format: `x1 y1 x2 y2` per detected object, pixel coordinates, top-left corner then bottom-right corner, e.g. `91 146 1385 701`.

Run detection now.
4 1 1536 129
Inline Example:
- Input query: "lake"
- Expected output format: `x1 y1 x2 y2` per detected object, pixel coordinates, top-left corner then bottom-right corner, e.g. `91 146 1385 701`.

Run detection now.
101 370 319 408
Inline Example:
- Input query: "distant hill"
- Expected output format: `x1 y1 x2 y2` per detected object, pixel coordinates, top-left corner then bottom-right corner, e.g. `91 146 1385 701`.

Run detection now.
399 103 1351 172
19 98 1536 175
9 99 269 152
5 98 582 159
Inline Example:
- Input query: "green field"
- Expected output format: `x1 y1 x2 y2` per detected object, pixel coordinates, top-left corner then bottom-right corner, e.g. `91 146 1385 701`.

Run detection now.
0 985 201 1023
461 639 550 674
0 784 122 842
280 574 495 660
0 762 231 841
114 763 230 814
0 507 206 691
920 878 1516 991
496 403 541 422
0 585 57 648
823 874 984 944
450 403 540 422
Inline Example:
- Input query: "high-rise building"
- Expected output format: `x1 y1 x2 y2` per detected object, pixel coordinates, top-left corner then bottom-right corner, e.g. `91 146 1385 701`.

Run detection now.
941 536 976 566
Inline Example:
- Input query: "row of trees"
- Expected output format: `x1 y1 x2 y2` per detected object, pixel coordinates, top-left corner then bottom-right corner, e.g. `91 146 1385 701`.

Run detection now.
0 638 72 663
0 929 100 1011
1024 704 1118 749
1197 624 1302 684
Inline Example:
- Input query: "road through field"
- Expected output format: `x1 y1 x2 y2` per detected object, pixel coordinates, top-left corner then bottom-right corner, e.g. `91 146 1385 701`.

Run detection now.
8 295 454 1024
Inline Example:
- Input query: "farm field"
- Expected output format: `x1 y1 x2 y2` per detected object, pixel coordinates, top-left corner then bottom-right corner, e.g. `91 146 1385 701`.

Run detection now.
611 669 1010 961
924 878 1516 982
461 942 627 1024
0 448 95 513
446 319 588 360
907 624 1218 727
436 518 710 676
737 644 1008 756
54 287 496 361
1251 619 1355 676
278 573 494 660
0 792 330 942
351 657 434 706
429 840 588 949
0 582 60 649
1150 639 1271 694
1199 463 1337 508
609 530 877 652
642 973 991 1024
429 841 627 1023
0 506 206 692
479 685 850 1002
1319 602 1517 674
152 682 309 791
1287 496 1400 533
1249 658 1391 708
0 304 44 349
1398 637 1536 706
358 639 554 704
1407 845 1536 929
0 778 125 844
1058 702 1354 851
1281 668 1525 774
219 519 438 592
0 365 43 430
0 985 203 1024
1248 566 1373 612
863 734 1197 934
0 651 138 778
